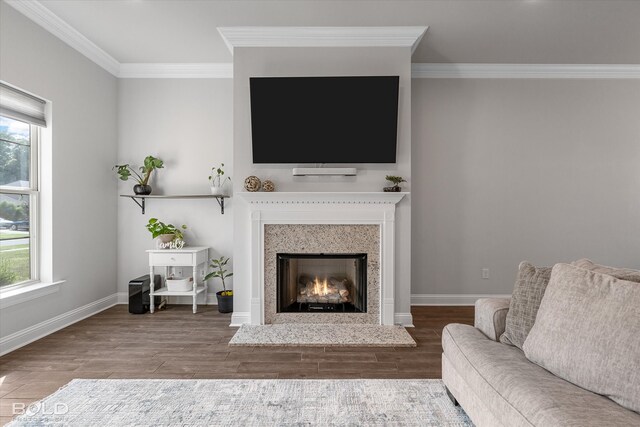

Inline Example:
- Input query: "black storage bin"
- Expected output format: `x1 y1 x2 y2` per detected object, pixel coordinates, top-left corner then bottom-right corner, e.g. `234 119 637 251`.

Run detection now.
129 274 161 314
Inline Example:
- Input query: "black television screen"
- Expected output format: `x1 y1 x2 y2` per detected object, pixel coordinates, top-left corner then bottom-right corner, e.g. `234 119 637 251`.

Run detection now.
250 76 399 164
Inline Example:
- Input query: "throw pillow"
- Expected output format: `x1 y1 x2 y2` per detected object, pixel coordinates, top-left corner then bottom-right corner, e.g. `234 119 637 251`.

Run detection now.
499 261 552 349
571 258 640 283
523 263 640 413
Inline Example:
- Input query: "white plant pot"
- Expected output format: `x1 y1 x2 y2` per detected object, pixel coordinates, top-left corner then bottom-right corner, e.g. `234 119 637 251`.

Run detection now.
210 185 227 196
157 234 175 243
166 277 193 292
155 234 174 249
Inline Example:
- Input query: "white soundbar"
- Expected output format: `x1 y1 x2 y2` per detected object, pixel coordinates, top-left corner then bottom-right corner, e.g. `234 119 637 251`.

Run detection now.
292 168 357 176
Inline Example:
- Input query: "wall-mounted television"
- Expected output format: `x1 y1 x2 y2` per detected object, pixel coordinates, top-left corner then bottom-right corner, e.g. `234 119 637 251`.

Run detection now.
250 76 399 164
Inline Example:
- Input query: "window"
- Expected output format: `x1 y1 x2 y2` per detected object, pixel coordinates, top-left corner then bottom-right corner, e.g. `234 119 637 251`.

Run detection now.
0 83 46 288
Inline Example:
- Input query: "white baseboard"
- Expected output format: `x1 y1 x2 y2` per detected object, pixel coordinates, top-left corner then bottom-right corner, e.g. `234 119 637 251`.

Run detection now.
411 293 511 306
116 292 218 305
0 291 511 357
394 312 414 327
116 291 128 304
230 312 250 327
0 293 118 356
172 294 219 305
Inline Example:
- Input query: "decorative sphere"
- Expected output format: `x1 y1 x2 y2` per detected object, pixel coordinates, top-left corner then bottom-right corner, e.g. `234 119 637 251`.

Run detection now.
262 180 275 192
244 175 261 192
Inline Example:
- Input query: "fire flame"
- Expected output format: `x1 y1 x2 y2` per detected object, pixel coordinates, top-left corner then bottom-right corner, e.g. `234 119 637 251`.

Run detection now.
313 276 329 296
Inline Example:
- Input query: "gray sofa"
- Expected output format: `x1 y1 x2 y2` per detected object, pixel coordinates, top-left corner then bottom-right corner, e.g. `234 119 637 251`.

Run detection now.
442 298 640 426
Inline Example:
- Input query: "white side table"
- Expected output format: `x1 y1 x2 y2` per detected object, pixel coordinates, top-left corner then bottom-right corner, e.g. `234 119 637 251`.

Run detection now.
147 246 209 314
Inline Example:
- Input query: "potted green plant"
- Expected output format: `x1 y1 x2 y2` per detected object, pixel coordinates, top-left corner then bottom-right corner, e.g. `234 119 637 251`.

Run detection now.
114 155 164 195
145 218 187 246
204 256 233 313
384 175 407 192
208 163 231 196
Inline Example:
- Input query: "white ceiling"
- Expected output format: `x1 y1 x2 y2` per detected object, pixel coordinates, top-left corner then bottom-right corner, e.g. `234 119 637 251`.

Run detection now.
35 0 640 65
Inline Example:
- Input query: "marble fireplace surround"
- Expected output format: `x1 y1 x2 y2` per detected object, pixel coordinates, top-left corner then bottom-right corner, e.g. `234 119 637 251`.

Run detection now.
238 192 406 325
265 224 379 324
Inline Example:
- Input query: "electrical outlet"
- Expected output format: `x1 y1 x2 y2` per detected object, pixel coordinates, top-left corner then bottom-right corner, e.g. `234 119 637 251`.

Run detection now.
173 267 183 278
482 268 490 279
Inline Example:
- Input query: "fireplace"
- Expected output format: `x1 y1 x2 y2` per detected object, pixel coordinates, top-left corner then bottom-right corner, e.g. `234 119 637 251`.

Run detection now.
238 192 406 325
277 253 367 314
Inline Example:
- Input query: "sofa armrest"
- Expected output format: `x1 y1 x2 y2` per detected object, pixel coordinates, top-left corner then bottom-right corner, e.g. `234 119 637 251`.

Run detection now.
474 298 511 341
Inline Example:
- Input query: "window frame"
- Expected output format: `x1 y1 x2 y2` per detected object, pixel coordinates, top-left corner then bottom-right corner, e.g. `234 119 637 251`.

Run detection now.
0 118 40 289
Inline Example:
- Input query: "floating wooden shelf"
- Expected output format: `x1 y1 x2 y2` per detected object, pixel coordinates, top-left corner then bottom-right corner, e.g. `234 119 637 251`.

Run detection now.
119 194 229 215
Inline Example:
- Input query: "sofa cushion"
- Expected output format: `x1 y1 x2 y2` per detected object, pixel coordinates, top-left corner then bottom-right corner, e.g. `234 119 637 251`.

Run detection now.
443 323 640 426
523 263 640 413
499 262 552 349
570 258 640 282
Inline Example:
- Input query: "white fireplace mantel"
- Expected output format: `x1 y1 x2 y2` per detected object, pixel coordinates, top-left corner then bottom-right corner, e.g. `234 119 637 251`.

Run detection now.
236 192 407 326
237 191 407 206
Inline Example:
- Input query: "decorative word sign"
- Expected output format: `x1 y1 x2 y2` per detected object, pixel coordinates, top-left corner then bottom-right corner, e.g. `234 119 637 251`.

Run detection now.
158 239 185 250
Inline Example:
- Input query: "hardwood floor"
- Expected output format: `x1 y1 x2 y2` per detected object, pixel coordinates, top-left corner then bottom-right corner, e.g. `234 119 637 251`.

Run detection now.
0 305 473 424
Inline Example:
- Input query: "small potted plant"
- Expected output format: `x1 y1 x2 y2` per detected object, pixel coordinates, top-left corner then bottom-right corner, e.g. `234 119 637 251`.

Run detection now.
114 155 164 195
384 175 407 192
145 218 187 246
205 256 233 313
208 163 231 196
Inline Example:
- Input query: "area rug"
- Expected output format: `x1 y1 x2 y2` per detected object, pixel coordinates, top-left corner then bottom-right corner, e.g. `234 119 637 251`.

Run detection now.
229 324 417 347
7 379 472 426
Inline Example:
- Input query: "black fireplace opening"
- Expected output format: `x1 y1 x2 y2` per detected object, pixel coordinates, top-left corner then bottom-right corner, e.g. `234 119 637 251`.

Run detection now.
277 253 367 313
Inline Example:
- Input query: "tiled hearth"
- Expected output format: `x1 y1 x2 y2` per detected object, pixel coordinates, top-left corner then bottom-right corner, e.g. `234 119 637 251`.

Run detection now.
237 192 406 326
229 323 416 347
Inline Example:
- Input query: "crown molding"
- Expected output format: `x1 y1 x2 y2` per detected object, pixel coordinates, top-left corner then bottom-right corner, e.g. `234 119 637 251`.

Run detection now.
119 62 640 79
218 26 428 55
412 63 640 79
6 3 638 80
5 0 120 76
118 63 233 79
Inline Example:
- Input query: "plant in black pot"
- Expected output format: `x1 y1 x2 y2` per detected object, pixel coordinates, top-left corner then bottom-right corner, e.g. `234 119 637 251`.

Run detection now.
205 256 233 313
383 175 407 192
114 155 164 195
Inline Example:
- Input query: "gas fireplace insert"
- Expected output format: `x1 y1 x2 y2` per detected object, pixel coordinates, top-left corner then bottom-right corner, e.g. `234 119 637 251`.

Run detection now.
276 253 367 313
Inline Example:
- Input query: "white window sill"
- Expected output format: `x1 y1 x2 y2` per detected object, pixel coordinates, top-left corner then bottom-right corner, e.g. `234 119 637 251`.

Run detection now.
0 280 65 309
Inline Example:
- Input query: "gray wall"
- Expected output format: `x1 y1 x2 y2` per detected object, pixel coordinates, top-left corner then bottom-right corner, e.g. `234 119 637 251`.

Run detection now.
232 47 413 321
117 79 234 298
0 3 118 336
412 78 640 297
4 0 639 340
